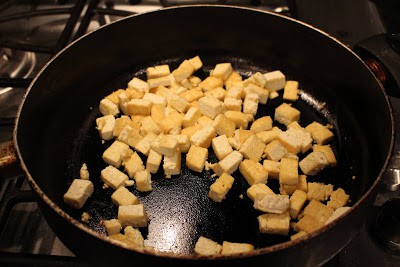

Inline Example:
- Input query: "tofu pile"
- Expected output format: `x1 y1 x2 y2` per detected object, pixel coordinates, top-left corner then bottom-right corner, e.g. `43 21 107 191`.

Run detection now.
63 55 351 254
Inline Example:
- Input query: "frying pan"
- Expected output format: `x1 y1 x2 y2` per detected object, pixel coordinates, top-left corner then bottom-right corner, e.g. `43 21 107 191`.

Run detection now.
2 5 395 266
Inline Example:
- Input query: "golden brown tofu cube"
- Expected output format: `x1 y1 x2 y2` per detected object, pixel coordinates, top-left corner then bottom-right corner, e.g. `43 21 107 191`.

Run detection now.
208 173 235 202
258 211 290 235
186 145 209 173
239 135 266 162
302 199 334 224
239 159 268 186
327 188 349 209
279 158 299 185
221 241 254 255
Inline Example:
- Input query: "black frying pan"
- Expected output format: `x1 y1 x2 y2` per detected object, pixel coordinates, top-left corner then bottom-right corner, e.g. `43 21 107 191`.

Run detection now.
9 5 394 266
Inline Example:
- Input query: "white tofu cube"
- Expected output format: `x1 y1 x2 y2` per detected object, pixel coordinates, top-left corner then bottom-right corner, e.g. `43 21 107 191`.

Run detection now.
103 219 121 236
213 150 243 176
194 236 222 255
101 165 129 190
190 125 217 148
197 96 224 119
243 93 259 116
143 93 167 106
299 151 329 176
182 107 202 128
123 152 145 178
163 151 181 178
244 83 269 104
134 170 152 192
264 70 286 91
99 98 120 117
96 115 116 140
253 194 290 214
127 77 149 93
146 149 162 174
63 179 94 209
211 63 233 81
102 140 132 168
118 204 149 228
111 186 140 206
212 135 233 161
146 64 170 79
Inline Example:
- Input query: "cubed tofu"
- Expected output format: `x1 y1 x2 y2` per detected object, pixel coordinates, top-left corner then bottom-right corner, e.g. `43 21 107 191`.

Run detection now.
264 140 288 161
208 173 235 202
181 124 203 138
199 76 223 92
246 183 275 201
290 231 307 241
189 76 202 87
146 64 170 79
289 190 308 219
111 186 140 206
63 179 94 209
248 72 267 88
155 135 179 157
221 241 254 255
269 91 279 99
253 194 289 214
127 99 152 116
102 140 132 168
256 127 282 144
274 103 300 126
160 112 183 134
263 160 280 179
134 170 152 192
124 226 145 247
197 115 214 127
117 125 143 147
225 84 244 99
327 188 349 209
225 111 252 130
243 93 259 116
140 116 162 136
239 159 269 186
302 199 334 224
228 129 254 150
188 56 203 70
305 121 334 145
122 152 145 178
171 134 191 153
172 59 196 83
211 63 233 81
186 145 209 173
101 165 129 190
106 89 125 105
213 150 243 176
283 80 300 101
264 70 286 91
225 71 243 90
104 219 122 236
179 88 204 103
312 144 337 167
118 204 149 228
279 158 299 186
163 151 181 178
258 211 290 235
239 135 266 162
212 135 233 161
224 97 242 111
128 77 150 93
279 174 308 195
190 125 216 148
96 115 116 140
118 92 130 115
212 114 236 138
294 215 324 233
204 87 227 101
277 127 305 155
167 92 191 113
194 236 222 255
250 116 273 134
244 83 269 104
113 115 138 137
307 182 334 202
99 98 120 117
146 149 162 174
299 151 329 176
135 132 158 156
198 96 224 119
151 104 165 122
142 93 167 106
182 107 202 128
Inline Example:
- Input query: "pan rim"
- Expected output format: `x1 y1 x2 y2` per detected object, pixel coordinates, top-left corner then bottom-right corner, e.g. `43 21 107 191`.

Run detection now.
13 3 395 261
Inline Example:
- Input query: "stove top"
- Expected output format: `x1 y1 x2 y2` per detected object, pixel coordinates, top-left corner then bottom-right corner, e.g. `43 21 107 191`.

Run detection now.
0 1 399 266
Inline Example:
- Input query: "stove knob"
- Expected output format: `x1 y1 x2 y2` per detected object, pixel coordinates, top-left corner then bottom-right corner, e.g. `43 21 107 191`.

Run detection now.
374 198 400 252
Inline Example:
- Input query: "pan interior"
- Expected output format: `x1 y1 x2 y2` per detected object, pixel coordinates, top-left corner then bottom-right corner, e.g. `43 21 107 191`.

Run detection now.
15 6 392 256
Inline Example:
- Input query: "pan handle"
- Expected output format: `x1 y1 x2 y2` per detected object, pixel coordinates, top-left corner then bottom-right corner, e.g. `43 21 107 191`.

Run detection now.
0 141 21 179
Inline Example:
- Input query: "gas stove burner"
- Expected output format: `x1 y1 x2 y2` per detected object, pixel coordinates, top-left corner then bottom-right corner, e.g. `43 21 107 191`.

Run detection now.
0 47 35 79
373 198 400 252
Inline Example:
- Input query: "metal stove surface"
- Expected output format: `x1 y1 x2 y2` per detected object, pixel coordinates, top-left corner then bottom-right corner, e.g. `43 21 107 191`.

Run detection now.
0 0 399 266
